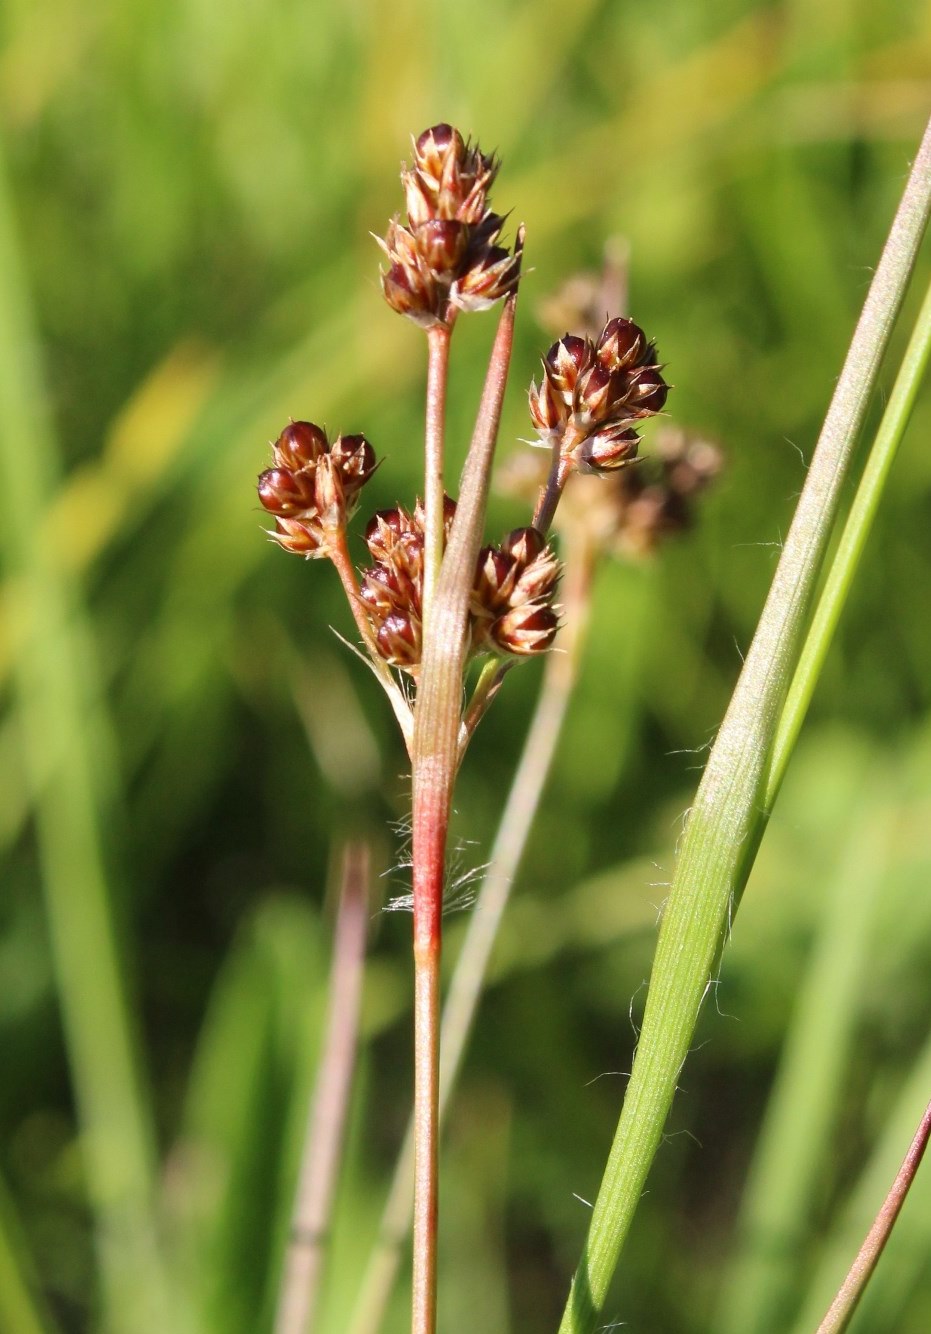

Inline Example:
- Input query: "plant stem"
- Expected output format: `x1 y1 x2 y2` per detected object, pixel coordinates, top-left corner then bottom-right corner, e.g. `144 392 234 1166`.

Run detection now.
423 325 452 620
764 268 931 810
814 1099 931 1334
533 450 572 534
410 782 446 1334
275 842 369 1334
408 287 519 1334
347 529 596 1334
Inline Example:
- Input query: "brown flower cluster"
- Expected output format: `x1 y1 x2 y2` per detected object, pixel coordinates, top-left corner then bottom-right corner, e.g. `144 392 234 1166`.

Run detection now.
529 318 668 474
378 123 522 328
360 500 559 671
257 421 377 556
471 526 560 657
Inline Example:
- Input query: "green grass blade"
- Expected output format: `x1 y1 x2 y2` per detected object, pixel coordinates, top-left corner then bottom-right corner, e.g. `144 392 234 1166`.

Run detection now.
0 136 171 1329
556 117 931 1334
0 1173 57 1334
765 269 931 808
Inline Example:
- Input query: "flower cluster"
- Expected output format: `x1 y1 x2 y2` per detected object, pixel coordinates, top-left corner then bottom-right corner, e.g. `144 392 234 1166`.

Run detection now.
471 527 560 657
359 500 560 671
257 421 377 556
359 499 454 669
529 317 669 474
378 123 522 328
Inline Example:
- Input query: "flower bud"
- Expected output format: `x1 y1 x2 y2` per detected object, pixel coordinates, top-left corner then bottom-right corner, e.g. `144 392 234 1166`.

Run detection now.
624 366 669 415
596 317 648 372
544 335 594 400
578 424 640 473
502 526 546 566
376 613 421 669
529 375 569 436
575 361 617 424
415 219 469 276
490 603 559 656
270 516 327 557
257 467 316 516
450 243 522 313
274 420 328 469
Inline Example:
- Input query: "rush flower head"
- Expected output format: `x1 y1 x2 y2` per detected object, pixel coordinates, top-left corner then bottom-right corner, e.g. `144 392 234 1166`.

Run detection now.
529 317 669 476
377 123 522 329
257 420 377 557
359 502 560 671
470 526 561 657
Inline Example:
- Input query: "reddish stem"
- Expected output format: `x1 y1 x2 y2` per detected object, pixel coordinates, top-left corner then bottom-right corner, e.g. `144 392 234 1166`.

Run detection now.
423 325 452 619
410 775 448 1334
533 451 573 535
329 528 382 659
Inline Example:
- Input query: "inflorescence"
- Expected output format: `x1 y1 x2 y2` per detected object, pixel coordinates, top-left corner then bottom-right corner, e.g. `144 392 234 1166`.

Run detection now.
256 123 711 717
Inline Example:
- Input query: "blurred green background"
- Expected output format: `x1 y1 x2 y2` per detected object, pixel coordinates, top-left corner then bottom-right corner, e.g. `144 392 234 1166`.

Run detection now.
2 0 931 1331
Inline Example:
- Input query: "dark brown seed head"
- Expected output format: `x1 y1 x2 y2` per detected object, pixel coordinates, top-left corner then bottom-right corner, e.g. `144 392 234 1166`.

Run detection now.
502 526 546 565
469 527 561 659
529 374 569 436
596 318 649 372
450 240 522 314
381 126 518 327
578 424 640 474
257 467 316 516
490 603 560 656
544 335 595 400
274 420 328 470
270 516 327 557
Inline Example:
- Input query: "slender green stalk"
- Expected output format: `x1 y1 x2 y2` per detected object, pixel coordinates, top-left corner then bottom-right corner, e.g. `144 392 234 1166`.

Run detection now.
0 1175 56 1334
0 133 171 1330
557 116 931 1334
764 269 931 808
275 843 369 1334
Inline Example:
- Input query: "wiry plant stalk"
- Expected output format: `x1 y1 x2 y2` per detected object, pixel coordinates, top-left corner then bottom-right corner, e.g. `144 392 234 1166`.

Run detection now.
409 290 519 1334
423 326 453 617
275 843 369 1334
814 1099 931 1334
347 512 598 1334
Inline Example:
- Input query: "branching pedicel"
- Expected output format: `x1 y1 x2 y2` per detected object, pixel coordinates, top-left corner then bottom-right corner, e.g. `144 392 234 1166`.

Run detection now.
257 125 669 1334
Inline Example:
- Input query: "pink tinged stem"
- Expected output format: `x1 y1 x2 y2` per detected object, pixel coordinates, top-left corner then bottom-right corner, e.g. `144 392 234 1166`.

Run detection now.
410 793 444 1334
423 325 452 621
409 267 522 1334
814 1097 931 1334
275 843 370 1334
533 450 573 535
